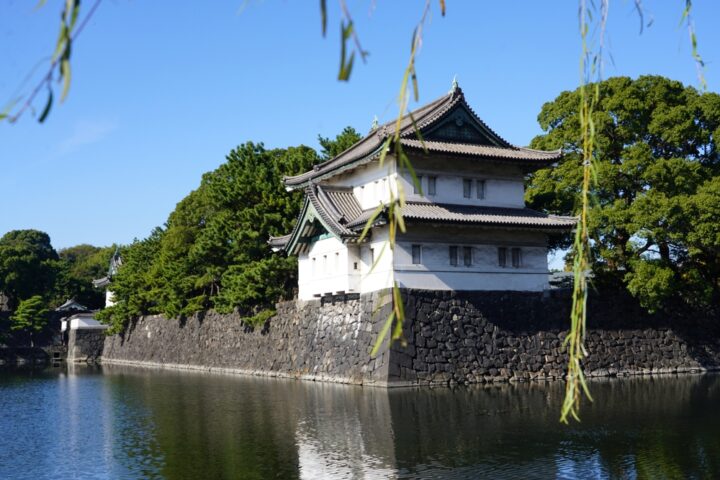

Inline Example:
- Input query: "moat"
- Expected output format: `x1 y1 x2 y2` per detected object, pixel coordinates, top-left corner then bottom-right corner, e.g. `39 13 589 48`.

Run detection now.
1 365 718 479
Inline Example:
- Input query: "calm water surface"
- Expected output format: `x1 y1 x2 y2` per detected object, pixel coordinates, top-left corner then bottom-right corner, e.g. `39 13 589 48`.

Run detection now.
0 365 718 479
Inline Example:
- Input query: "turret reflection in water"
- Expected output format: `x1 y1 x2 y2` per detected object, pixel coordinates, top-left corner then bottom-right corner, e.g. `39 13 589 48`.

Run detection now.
100 367 720 479
2 365 718 479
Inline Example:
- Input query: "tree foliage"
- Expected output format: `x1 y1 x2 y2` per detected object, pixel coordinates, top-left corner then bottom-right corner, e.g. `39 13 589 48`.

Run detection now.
54 244 115 309
11 295 50 347
99 131 361 333
527 75 720 313
318 126 362 159
0 230 58 309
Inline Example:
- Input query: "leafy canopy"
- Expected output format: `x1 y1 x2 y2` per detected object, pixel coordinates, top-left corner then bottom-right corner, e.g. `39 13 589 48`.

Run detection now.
0 230 58 308
527 75 720 313
99 128 361 333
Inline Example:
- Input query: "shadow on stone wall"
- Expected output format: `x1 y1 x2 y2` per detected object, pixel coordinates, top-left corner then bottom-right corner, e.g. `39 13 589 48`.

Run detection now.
395 288 720 385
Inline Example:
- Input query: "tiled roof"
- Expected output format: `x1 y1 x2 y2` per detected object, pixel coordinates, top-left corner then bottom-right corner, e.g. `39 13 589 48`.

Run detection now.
396 202 577 229
399 139 561 161
306 185 357 238
268 234 291 249
283 85 560 189
275 190 575 253
273 184 365 254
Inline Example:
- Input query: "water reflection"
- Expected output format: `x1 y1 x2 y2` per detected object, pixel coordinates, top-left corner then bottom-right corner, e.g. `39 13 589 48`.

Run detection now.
1 365 719 479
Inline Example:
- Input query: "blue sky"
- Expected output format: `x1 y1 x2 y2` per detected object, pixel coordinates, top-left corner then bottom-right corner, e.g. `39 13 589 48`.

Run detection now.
1 1 719 251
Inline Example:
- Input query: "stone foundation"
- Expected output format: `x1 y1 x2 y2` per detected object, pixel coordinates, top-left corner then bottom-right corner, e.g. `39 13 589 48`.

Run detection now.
102 292 395 385
67 329 106 363
100 289 720 386
393 290 720 385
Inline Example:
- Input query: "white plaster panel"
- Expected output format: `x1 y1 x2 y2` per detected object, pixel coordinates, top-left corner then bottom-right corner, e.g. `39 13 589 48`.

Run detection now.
69 316 108 330
396 243 547 271
398 170 525 207
359 226 394 293
395 270 549 291
326 159 398 210
299 236 355 299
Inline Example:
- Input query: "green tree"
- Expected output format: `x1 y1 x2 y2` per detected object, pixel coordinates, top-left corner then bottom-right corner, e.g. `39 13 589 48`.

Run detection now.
98 140 327 332
318 126 362 159
11 295 50 347
0 230 58 309
53 244 115 309
527 75 720 313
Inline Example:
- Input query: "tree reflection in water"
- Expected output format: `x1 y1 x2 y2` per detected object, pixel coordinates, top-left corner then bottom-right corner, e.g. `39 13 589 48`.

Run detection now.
101 367 720 479
1 365 718 479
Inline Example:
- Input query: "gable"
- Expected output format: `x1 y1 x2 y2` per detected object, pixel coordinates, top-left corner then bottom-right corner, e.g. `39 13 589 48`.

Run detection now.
420 103 506 147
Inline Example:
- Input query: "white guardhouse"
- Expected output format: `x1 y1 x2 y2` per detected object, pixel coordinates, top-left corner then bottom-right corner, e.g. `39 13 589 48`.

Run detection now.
270 84 576 300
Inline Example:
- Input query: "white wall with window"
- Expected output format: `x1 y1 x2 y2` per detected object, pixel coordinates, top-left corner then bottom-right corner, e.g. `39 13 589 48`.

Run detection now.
298 236 362 300
399 168 524 208
393 240 548 291
326 160 399 210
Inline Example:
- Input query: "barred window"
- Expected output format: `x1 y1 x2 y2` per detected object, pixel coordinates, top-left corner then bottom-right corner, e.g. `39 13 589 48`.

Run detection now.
463 246 473 266
411 244 422 264
498 247 507 268
414 175 423 194
512 248 522 268
428 176 437 196
463 178 472 198
449 246 459 266
477 179 486 199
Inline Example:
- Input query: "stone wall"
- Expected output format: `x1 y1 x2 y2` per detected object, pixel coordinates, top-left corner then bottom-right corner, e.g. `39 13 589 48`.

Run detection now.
101 289 720 386
391 289 720 385
102 292 395 385
68 329 106 363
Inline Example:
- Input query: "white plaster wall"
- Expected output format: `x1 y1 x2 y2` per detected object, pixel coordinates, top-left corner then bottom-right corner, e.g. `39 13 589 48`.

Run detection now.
106 290 116 307
299 236 359 299
359 226 394 294
398 169 525 207
395 270 549 291
393 238 549 291
69 316 108 330
326 158 399 210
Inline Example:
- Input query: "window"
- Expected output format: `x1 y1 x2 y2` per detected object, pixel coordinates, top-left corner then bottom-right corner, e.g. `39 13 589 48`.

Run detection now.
323 255 328 274
335 252 340 271
413 175 423 194
353 262 359 270
312 257 316 275
476 179 486 199
411 244 422 264
512 248 522 268
449 246 458 266
370 248 375 267
428 176 437 196
463 178 472 198
498 247 507 268
463 246 472 266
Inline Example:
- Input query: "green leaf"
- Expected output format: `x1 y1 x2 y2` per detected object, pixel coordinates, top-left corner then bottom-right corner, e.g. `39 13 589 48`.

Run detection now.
52 24 68 61
69 0 81 32
60 58 71 102
38 87 53 123
320 0 327 37
338 21 355 81
370 311 394 357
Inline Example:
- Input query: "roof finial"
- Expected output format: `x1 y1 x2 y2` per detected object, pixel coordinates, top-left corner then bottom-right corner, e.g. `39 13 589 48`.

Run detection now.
450 75 458 94
370 115 379 131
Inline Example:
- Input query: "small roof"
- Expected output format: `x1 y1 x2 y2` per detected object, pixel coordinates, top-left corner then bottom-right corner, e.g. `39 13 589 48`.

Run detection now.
92 276 110 288
55 299 89 313
283 84 561 189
